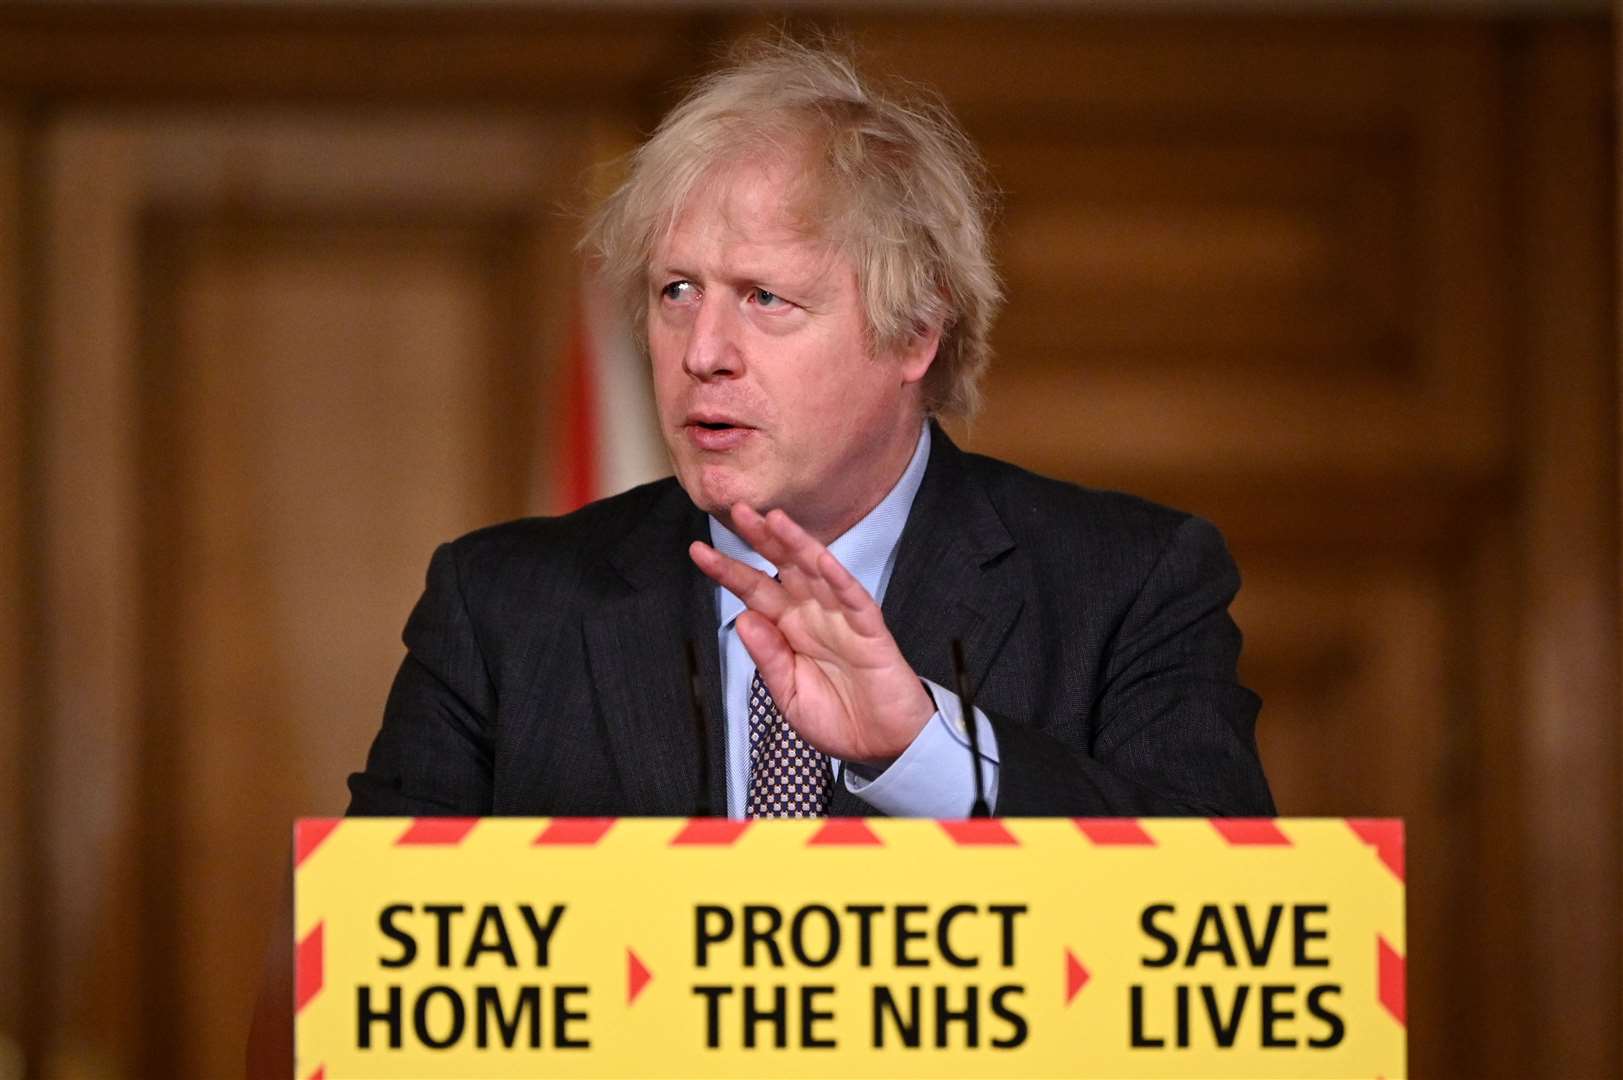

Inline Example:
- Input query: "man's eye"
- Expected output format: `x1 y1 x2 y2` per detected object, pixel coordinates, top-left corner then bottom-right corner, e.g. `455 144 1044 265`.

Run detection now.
660 280 695 302
751 288 786 309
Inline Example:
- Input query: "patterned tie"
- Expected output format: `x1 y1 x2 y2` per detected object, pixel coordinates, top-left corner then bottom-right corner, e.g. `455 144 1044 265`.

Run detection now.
744 668 832 817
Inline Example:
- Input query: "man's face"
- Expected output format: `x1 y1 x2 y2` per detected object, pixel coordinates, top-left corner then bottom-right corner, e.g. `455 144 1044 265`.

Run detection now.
647 158 934 542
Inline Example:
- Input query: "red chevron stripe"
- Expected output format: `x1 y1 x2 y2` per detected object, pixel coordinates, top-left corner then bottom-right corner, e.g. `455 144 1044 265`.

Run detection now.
1211 819 1290 845
534 818 615 845
1379 936 1406 1026
1347 819 1405 882
295 922 323 1013
671 819 751 845
809 819 883 846
1073 819 1155 845
395 818 478 845
939 820 1018 846
294 819 340 867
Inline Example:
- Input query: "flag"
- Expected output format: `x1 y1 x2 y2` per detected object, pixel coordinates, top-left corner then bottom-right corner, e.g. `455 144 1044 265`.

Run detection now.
548 278 668 514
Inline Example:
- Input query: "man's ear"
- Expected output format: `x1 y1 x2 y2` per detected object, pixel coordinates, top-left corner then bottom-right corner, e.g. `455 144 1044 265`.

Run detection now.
896 323 942 385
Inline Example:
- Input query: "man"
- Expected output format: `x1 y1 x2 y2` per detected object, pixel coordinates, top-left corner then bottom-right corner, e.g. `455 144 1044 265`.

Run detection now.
250 40 1273 1073
345 40 1274 821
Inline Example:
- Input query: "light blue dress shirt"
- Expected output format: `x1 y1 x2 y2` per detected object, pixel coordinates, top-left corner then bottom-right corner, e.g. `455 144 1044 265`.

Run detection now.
709 422 1000 818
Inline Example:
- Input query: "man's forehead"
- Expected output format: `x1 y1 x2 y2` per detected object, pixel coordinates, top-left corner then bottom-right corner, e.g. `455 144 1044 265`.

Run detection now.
655 158 835 266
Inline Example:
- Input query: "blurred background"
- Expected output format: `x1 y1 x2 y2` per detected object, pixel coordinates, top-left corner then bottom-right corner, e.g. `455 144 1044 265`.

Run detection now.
0 1 1616 1077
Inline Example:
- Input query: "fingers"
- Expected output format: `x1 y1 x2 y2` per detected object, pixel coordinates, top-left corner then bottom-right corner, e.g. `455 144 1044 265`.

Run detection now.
754 506 831 581
705 503 887 641
752 505 885 632
818 550 888 636
725 502 776 553
727 504 806 585
735 610 797 710
731 504 862 613
688 541 789 621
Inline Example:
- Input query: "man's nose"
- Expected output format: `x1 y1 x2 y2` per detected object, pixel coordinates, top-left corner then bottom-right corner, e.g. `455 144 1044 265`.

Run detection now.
682 295 742 381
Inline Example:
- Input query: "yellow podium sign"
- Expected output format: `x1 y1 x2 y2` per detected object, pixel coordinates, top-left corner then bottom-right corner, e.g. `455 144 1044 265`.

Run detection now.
294 817 1404 1079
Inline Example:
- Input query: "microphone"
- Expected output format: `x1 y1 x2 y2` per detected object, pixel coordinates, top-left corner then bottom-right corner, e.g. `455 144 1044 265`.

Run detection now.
951 640 992 818
684 639 715 817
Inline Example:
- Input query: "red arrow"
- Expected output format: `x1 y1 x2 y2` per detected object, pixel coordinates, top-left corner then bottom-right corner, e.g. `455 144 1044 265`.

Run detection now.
628 948 652 1005
1065 949 1089 1005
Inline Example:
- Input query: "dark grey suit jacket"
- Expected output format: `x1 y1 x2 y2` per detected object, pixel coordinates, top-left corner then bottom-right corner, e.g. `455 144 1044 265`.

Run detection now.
347 428 1275 818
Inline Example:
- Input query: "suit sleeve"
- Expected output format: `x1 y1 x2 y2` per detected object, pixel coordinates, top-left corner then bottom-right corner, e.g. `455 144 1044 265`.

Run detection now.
991 515 1276 816
346 542 496 815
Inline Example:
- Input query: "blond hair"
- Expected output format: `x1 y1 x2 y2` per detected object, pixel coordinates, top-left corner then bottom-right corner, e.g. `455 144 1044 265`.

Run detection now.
582 37 1002 419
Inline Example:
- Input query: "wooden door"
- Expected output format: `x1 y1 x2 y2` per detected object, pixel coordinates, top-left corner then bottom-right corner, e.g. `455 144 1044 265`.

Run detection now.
36 110 581 1079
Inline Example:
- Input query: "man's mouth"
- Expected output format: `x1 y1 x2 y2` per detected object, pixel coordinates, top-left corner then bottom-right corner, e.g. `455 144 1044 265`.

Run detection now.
684 412 755 432
683 416 755 451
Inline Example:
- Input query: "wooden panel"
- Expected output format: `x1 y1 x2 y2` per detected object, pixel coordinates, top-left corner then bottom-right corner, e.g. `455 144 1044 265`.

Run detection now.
39 112 581 1080
857 17 1422 118
1235 559 1462 1067
1513 26 1620 1077
0 6 690 103
992 135 1413 377
930 23 1508 483
1239 568 1448 819
0 104 29 1078
145 214 534 1078
39 115 150 1080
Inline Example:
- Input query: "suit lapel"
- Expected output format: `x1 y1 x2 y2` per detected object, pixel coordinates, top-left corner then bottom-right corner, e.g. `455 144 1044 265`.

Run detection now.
583 490 728 816
687 557 731 814
885 424 1023 692
829 426 1023 817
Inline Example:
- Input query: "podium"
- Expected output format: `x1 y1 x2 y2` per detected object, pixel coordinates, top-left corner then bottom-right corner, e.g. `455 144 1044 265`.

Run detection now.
293 817 1404 1078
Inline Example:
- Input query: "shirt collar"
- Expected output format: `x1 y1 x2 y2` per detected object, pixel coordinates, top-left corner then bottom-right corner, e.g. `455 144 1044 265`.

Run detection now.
709 422 932 629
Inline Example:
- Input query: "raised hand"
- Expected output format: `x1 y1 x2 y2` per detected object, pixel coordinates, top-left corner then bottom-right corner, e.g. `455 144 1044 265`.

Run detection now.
689 503 934 766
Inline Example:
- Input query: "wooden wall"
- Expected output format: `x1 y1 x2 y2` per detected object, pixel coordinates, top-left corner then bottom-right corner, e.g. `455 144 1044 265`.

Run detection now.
0 6 1614 1079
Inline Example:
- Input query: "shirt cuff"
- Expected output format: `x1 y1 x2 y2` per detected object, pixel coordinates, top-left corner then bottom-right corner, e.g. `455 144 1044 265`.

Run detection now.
840 678 1000 817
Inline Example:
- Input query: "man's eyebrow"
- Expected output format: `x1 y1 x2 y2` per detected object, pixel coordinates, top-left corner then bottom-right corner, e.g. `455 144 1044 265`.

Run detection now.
649 250 841 301
732 259 836 294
